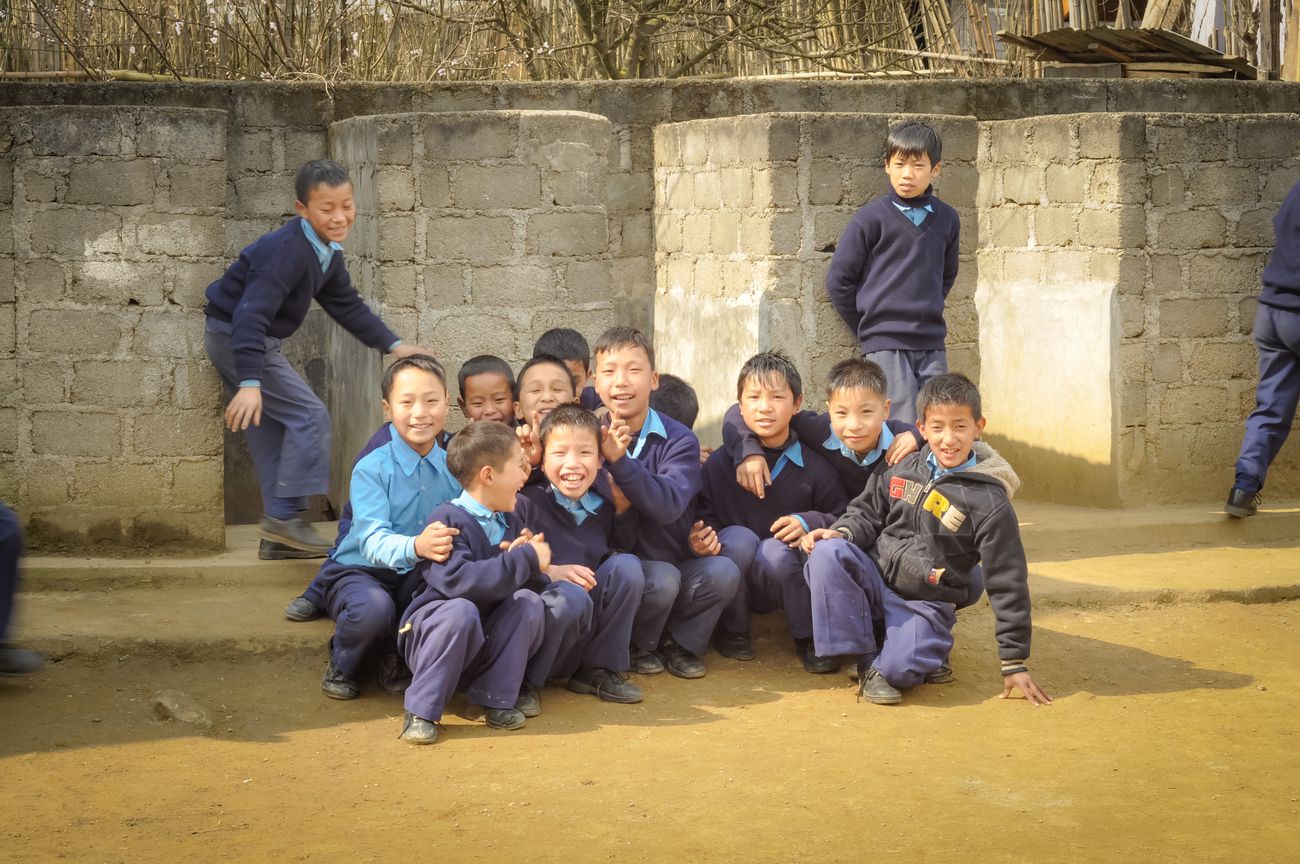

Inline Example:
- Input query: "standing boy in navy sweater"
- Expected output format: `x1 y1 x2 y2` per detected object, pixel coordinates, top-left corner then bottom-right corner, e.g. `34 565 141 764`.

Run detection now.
518 405 644 704
825 122 960 424
596 327 741 679
699 352 847 673
204 160 432 554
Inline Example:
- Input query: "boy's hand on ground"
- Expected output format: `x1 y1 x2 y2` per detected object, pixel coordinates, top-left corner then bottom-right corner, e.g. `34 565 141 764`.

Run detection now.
800 527 841 554
516 423 542 468
699 446 713 465
885 434 919 465
770 515 807 546
1000 671 1053 706
688 520 721 557
414 521 460 562
737 455 770 499
527 532 551 572
601 417 632 463
607 477 632 515
547 563 597 591
224 387 263 432
390 343 436 359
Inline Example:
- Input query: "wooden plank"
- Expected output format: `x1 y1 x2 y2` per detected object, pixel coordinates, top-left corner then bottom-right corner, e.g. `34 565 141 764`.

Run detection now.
1089 40 1134 60
1285 0 1300 80
1141 0 1186 27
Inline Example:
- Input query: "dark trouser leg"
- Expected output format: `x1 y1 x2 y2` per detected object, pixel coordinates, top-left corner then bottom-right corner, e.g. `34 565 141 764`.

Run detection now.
464 590 545 709
752 537 813 640
867 349 920 425
715 525 760 636
1235 304 1300 493
572 554 643 673
400 599 483 722
873 592 957 691
632 560 680 651
668 555 742 656
325 572 398 679
527 581 593 687
0 503 21 643
805 538 882 658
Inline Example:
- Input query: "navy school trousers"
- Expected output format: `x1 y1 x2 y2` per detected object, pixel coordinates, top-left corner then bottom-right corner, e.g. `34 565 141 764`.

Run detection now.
633 555 741 657
715 526 814 641
0 503 21 644
864 348 948 425
527 553 643 686
1235 303 1300 494
321 561 416 678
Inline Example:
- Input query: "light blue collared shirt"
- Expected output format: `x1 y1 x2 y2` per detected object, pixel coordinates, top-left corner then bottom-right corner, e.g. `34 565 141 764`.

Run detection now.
893 200 934 226
824 423 895 468
550 485 605 526
300 217 343 272
630 408 668 460
769 439 804 482
452 490 509 547
927 449 977 480
333 431 461 572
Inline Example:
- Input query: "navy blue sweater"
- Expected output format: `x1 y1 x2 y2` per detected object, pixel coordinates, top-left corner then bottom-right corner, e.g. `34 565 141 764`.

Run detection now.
1261 181 1300 312
608 413 701 563
205 218 397 383
697 436 848 537
825 186 960 354
518 485 613 571
721 404 920 501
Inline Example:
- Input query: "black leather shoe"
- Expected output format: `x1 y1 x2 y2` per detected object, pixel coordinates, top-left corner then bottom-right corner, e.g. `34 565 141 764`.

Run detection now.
377 652 412 694
795 638 838 674
260 540 327 561
515 681 542 718
859 665 902 705
400 712 439 744
925 664 954 684
483 706 526 730
567 668 644 703
630 645 665 675
715 630 755 661
259 516 332 554
0 645 44 676
1224 487 1260 519
658 637 706 679
283 596 323 622
321 659 360 700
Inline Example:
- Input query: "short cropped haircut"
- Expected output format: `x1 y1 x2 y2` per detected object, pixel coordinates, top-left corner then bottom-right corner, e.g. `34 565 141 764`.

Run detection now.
295 159 351 205
446 420 518 486
533 328 591 367
917 372 982 422
514 354 575 401
885 121 942 165
457 354 515 399
381 354 446 400
650 373 699 429
538 404 601 450
736 350 802 401
592 326 655 370
825 357 888 400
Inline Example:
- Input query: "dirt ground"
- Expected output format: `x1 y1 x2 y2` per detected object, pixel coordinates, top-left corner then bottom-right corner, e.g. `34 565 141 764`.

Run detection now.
1 600 1297 864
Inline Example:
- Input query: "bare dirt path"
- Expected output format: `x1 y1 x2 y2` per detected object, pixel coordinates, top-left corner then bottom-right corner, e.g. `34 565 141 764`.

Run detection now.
2 600 1297 863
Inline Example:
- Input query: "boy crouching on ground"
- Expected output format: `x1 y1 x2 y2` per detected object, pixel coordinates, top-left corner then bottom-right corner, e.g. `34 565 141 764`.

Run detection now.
802 373 1051 707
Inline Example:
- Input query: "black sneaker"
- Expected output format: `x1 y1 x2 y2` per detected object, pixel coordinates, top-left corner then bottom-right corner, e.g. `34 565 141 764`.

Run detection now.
284 596 323 622
516 681 542 718
259 516 332 554
567 668 644 703
483 706 526 730
400 712 438 745
1224 487 1260 519
795 638 838 674
859 665 902 705
377 652 412 694
715 630 755 661
925 664 954 684
630 645 665 675
321 659 360 700
0 645 44 676
658 637 706 680
260 540 327 560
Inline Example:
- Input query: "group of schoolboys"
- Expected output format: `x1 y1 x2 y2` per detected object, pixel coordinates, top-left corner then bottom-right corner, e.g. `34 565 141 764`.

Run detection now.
204 119 1050 749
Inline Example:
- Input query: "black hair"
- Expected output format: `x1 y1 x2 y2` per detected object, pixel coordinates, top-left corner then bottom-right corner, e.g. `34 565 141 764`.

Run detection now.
381 354 446 400
457 354 515 399
592 326 655 370
649 373 699 429
825 357 888 399
295 159 352 205
538 404 602 450
736 350 802 402
533 328 591 368
917 373 982 422
514 354 576 402
445 420 519 486
885 121 943 165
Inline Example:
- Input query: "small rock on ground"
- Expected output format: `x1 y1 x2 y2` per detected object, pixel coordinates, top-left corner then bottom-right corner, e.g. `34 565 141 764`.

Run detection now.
150 689 212 727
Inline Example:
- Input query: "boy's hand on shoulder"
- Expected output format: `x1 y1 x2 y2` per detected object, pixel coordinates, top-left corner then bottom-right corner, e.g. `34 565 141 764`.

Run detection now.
800 527 841 554
601 417 632 463
770 515 807 547
1000 671 1053 707
526 532 551 572
414 520 460 562
737 455 770 499
884 433 919 465
688 520 721 557
607 476 632 515
699 446 713 465
224 387 263 432
390 343 436 359
516 423 542 468
547 563 597 591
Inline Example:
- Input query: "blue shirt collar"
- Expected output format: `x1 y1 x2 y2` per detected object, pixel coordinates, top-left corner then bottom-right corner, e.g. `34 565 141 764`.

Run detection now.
630 408 668 460
451 490 508 545
769 438 804 482
824 423 894 468
926 448 977 480
550 485 605 525
300 217 343 272
389 426 450 477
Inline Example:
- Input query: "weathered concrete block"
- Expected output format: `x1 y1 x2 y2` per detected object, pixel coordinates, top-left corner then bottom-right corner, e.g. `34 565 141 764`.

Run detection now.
136 112 226 161
165 161 226 210
1188 166 1259 206
681 212 713 255
73 461 170 506
66 159 156 206
1033 205 1077 247
471 264 554 306
133 311 204 358
1155 209 1229 250
1078 114 1145 160
0 407 15 453
718 167 753 208
1079 206 1145 249
710 212 740 256
1087 162 1146 204
171 361 223 410
985 206 1030 247
232 176 294 219
1031 120 1072 162
1150 253 1185 294
1188 340 1256 381
230 129 274 173
693 172 722 210
1151 118 1232 163
18 358 66 403
663 172 693 210
374 167 415 211
24 461 69 506
1001 165 1041 204
451 165 542 209
607 172 652 212
22 164 60 203
423 114 516 161
682 129 710 167
423 263 466 308
1186 251 1267 293
27 309 127 355
620 213 653 257
133 409 222 457
378 214 416 262
566 259 612 304
1159 384 1237 424
30 110 129 157
67 261 166 307
419 167 451 208
1234 208 1277 248
423 309 520 363
170 261 223 309
20 259 65 301
526 213 608 256
753 167 797 208
72 360 164 406
171 459 223 508
137 214 225 257
32 411 120 456
1152 342 1183 383
1159 297 1228 338
1044 162 1089 204
809 161 843 205
31 209 122 256
431 216 515 262
1149 169 1185 207
0 261 12 305
1235 116 1300 160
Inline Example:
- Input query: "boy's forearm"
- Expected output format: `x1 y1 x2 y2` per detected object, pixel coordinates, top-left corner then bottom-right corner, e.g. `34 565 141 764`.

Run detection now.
978 506 1033 662
607 445 699 524
721 404 764 464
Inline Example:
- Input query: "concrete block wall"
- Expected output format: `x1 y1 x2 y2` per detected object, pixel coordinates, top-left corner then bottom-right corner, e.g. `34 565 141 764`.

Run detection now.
654 112 978 445
0 106 227 548
326 110 617 506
